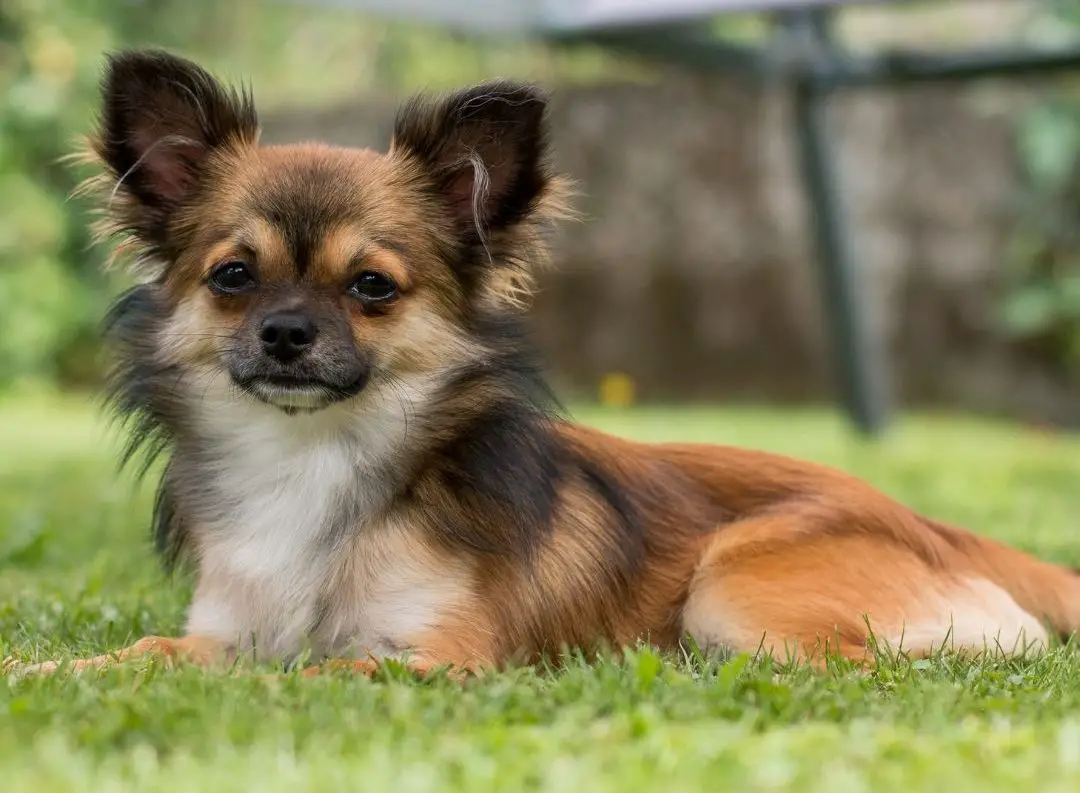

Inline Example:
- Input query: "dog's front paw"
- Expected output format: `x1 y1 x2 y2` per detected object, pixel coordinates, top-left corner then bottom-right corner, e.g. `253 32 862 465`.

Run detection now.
3 635 225 679
3 656 62 679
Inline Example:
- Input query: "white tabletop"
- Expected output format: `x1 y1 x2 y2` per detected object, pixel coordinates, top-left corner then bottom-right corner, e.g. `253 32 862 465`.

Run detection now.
297 0 871 34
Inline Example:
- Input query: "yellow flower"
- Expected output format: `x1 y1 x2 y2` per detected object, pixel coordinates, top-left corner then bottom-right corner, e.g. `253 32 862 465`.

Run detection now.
599 372 635 408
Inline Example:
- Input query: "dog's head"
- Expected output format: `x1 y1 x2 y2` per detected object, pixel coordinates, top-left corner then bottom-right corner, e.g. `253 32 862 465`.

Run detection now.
89 50 568 416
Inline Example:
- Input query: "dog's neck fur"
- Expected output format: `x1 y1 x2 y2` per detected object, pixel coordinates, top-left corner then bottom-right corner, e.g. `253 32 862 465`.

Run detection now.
168 367 441 658
181 366 432 519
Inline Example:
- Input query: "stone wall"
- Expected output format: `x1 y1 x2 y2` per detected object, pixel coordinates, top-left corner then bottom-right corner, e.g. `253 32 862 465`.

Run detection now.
262 71 1079 425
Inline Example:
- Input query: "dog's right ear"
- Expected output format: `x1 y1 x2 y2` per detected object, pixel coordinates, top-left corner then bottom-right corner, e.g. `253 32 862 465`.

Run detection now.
95 50 258 246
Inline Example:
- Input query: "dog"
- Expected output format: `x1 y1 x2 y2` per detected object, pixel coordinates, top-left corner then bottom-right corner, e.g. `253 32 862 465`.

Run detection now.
10 49 1079 677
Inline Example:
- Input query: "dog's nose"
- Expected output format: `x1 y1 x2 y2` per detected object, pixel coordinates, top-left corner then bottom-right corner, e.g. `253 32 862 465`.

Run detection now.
259 312 318 363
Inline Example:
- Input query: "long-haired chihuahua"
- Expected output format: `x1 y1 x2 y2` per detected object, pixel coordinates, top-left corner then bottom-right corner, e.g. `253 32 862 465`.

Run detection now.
10 50 1079 677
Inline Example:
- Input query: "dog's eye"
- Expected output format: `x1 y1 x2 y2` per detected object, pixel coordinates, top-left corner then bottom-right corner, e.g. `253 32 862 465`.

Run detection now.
348 271 397 303
208 261 256 295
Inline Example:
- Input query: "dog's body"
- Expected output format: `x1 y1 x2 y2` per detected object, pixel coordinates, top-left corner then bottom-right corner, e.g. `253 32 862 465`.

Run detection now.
15 50 1080 676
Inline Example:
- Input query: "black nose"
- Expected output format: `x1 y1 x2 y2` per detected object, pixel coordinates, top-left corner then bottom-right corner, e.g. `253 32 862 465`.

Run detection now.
260 311 317 363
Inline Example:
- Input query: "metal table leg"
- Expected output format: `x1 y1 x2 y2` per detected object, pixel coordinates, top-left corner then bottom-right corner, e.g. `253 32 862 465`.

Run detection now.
788 9 889 435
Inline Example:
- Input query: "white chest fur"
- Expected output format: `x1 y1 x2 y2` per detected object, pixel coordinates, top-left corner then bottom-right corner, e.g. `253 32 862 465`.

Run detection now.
181 375 470 662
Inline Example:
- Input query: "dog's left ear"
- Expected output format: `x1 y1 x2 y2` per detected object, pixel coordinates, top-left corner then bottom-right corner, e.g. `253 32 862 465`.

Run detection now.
391 81 550 241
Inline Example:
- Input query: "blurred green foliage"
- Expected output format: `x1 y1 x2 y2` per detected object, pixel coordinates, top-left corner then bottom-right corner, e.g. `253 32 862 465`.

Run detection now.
0 0 116 387
1005 1 1080 377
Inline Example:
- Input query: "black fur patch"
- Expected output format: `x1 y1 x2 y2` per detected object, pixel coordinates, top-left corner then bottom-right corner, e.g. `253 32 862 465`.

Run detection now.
103 283 189 568
151 468 185 569
104 285 177 473
573 453 647 580
431 401 564 557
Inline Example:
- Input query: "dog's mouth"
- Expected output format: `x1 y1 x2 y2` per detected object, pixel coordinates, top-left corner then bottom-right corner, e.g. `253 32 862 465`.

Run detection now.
237 374 367 414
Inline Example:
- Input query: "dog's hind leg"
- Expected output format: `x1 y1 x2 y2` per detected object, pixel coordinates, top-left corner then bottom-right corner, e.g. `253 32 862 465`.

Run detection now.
681 512 1049 665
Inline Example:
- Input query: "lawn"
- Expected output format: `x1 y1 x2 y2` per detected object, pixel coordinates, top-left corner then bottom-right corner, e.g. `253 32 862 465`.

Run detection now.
3 393 1080 792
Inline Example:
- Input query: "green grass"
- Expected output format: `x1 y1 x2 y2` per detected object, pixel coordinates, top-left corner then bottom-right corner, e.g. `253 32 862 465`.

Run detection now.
3 394 1080 792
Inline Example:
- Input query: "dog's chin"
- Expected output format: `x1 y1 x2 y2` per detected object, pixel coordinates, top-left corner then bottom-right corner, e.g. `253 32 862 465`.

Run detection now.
237 375 365 415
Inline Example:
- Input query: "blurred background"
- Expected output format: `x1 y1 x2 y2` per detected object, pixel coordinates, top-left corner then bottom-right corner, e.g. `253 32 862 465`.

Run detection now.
2 0 1079 429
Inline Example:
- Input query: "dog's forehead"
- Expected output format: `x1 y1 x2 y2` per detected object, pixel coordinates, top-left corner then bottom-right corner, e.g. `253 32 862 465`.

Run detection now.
207 143 429 276
234 144 391 223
